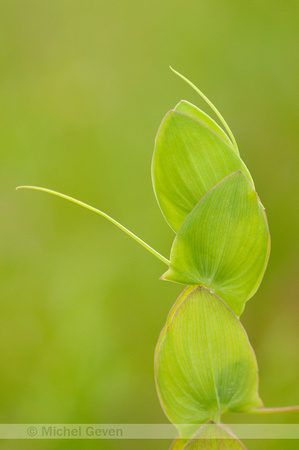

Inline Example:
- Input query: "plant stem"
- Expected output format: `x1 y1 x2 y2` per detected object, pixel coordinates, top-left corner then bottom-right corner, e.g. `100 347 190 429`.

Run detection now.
16 185 170 266
212 412 221 423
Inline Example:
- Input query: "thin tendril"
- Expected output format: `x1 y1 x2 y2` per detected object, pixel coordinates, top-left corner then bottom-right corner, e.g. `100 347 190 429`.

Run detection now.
16 185 170 266
170 66 239 155
248 406 299 414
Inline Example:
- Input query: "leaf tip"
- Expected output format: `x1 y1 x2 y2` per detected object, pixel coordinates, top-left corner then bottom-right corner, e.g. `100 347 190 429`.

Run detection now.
160 269 172 281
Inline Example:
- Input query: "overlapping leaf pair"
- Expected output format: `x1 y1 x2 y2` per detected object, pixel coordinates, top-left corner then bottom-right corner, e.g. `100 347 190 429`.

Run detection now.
152 98 270 316
152 71 270 448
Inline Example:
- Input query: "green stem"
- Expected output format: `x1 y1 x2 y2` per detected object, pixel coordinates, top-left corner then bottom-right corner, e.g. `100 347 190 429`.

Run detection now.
212 412 221 423
248 406 299 414
16 185 170 266
170 66 239 155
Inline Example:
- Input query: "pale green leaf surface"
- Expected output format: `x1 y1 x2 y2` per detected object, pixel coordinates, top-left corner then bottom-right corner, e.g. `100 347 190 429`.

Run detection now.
155 285 196 363
174 100 235 152
162 172 270 316
152 111 253 232
155 288 262 437
184 421 246 449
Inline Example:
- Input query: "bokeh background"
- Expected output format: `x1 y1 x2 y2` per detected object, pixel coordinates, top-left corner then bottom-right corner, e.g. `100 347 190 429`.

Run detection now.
1 1 298 448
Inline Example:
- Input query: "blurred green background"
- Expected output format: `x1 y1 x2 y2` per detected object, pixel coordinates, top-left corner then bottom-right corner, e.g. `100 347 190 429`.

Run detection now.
0 0 298 448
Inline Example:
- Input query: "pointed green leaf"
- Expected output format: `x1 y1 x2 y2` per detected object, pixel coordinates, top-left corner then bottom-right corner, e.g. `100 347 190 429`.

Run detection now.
174 100 236 152
162 172 270 316
152 111 253 232
155 288 262 438
184 421 246 449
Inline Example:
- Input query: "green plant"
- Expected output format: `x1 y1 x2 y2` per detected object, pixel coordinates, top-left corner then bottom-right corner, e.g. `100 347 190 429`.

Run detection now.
17 68 298 448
